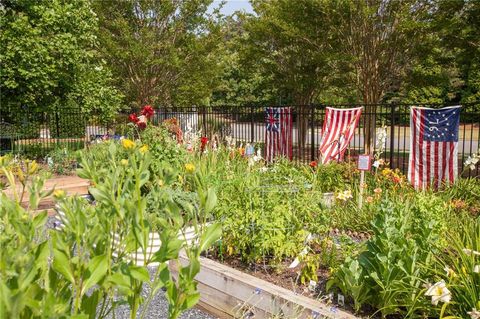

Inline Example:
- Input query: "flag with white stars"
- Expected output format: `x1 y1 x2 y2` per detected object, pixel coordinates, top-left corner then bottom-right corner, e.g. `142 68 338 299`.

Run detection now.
408 105 461 190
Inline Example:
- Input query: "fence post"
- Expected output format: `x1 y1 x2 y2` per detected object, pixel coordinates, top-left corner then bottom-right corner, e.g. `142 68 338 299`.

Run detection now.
310 104 315 161
250 105 254 143
55 105 60 139
389 104 395 168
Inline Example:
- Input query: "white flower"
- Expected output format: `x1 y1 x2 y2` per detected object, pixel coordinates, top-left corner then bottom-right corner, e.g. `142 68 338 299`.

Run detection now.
465 153 480 171
474 265 480 273
373 160 380 168
308 280 317 292
288 257 300 268
375 126 387 149
468 308 480 319
425 280 451 305
463 248 480 256
259 167 268 173
137 115 147 124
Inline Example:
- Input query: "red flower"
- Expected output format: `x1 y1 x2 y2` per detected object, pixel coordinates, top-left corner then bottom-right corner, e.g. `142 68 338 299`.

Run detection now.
200 136 208 152
129 113 139 123
309 161 317 168
141 105 154 119
137 121 147 130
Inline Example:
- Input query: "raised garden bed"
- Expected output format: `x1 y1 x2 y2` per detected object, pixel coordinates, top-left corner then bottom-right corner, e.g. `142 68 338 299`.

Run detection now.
170 253 357 319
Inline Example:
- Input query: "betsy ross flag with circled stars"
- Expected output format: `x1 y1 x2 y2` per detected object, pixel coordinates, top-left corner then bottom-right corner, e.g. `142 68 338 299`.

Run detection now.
408 105 461 190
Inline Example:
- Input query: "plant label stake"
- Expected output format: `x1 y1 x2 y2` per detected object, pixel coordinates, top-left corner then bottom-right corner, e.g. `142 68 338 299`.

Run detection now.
357 154 371 209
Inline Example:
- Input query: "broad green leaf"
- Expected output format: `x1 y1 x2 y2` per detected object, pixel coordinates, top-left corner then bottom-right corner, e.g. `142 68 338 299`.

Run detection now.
199 223 222 252
52 249 75 284
129 266 150 283
81 255 108 295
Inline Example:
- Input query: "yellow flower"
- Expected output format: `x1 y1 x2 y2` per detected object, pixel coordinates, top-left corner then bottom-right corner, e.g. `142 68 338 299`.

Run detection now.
139 145 149 153
53 189 66 198
382 168 392 176
27 160 38 174
120 159 128 166
185 163 195 173
121 138 135 149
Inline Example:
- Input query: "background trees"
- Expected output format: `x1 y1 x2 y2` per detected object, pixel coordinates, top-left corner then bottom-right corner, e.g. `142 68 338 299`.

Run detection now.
93 0 224 109
1 0 478 124
0 0 122 121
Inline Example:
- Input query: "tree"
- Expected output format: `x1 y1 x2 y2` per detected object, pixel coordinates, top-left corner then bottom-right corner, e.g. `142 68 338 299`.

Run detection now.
0 0 122 122
332 0 433 153
93 0 224 109
239 0 353 151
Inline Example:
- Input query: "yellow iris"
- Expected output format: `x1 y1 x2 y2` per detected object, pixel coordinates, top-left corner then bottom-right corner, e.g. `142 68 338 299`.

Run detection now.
121 138 135 149
139 145 149 153
53 189 66 198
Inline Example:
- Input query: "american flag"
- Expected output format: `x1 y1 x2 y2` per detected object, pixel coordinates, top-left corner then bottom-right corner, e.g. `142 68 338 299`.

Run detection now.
408 106 461 189
319 107 362 164
265 107 292 161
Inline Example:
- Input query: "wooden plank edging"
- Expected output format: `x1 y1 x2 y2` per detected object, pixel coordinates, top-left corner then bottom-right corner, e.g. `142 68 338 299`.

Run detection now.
170 253 358 319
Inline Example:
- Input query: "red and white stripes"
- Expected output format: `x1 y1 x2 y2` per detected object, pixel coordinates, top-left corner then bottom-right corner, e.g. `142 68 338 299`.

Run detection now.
265 107 293 162
408 107 459 190
319 107 362 164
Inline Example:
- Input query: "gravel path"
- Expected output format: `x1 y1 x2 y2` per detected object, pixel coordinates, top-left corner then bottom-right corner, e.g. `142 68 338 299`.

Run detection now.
111 266 216 319
46 217 216 319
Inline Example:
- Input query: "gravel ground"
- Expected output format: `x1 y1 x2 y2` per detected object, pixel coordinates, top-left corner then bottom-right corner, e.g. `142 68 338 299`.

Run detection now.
110 266 216 319
46 216 216 319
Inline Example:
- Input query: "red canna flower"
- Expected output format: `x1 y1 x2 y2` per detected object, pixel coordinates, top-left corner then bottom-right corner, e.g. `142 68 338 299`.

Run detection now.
309 161 317 168
129 113 139 123
137 121 147 130
200 136 208 152
141 105 154 119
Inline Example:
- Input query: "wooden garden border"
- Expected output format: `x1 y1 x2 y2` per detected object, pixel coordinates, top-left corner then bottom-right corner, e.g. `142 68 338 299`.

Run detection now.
170 253 358 319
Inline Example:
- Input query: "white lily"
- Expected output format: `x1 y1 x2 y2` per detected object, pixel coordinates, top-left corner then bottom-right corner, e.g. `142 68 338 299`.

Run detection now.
425 280 451 305
444 265 457 277
468 308 480 319
463 248 480 256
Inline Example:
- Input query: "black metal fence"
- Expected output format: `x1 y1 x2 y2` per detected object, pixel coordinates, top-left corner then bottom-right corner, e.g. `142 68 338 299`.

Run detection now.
1 103 479 176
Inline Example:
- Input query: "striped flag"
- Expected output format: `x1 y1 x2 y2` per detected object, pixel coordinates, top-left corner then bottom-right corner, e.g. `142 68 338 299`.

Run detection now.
319 107 362 164
264 107 292 161
408 106 461 190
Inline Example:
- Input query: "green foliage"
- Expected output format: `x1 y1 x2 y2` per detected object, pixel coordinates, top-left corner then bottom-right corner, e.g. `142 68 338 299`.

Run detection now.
0 0 122 121
46 147 78 175
329 196 445 316
0 138 221 318
93 0 223 108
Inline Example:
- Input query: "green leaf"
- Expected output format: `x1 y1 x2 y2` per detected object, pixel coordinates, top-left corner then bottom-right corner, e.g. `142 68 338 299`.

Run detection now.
152 231 183 263
204 188 217 214
199 223 222 252
52 249 75 284
129 266 150 283
81 255 109 295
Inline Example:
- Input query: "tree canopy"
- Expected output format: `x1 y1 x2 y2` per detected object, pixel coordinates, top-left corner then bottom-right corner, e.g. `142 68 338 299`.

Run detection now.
0 0 122 120
1 0 478 118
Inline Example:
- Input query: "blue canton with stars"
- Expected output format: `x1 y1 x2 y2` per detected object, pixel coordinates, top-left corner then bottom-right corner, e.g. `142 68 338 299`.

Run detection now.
423 107 460 142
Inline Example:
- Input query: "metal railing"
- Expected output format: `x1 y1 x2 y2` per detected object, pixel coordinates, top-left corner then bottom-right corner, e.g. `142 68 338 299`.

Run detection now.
1 103 479 176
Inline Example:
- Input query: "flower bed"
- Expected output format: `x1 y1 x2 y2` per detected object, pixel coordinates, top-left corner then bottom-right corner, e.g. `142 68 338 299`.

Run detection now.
122 118 478 318
3 108 478 319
